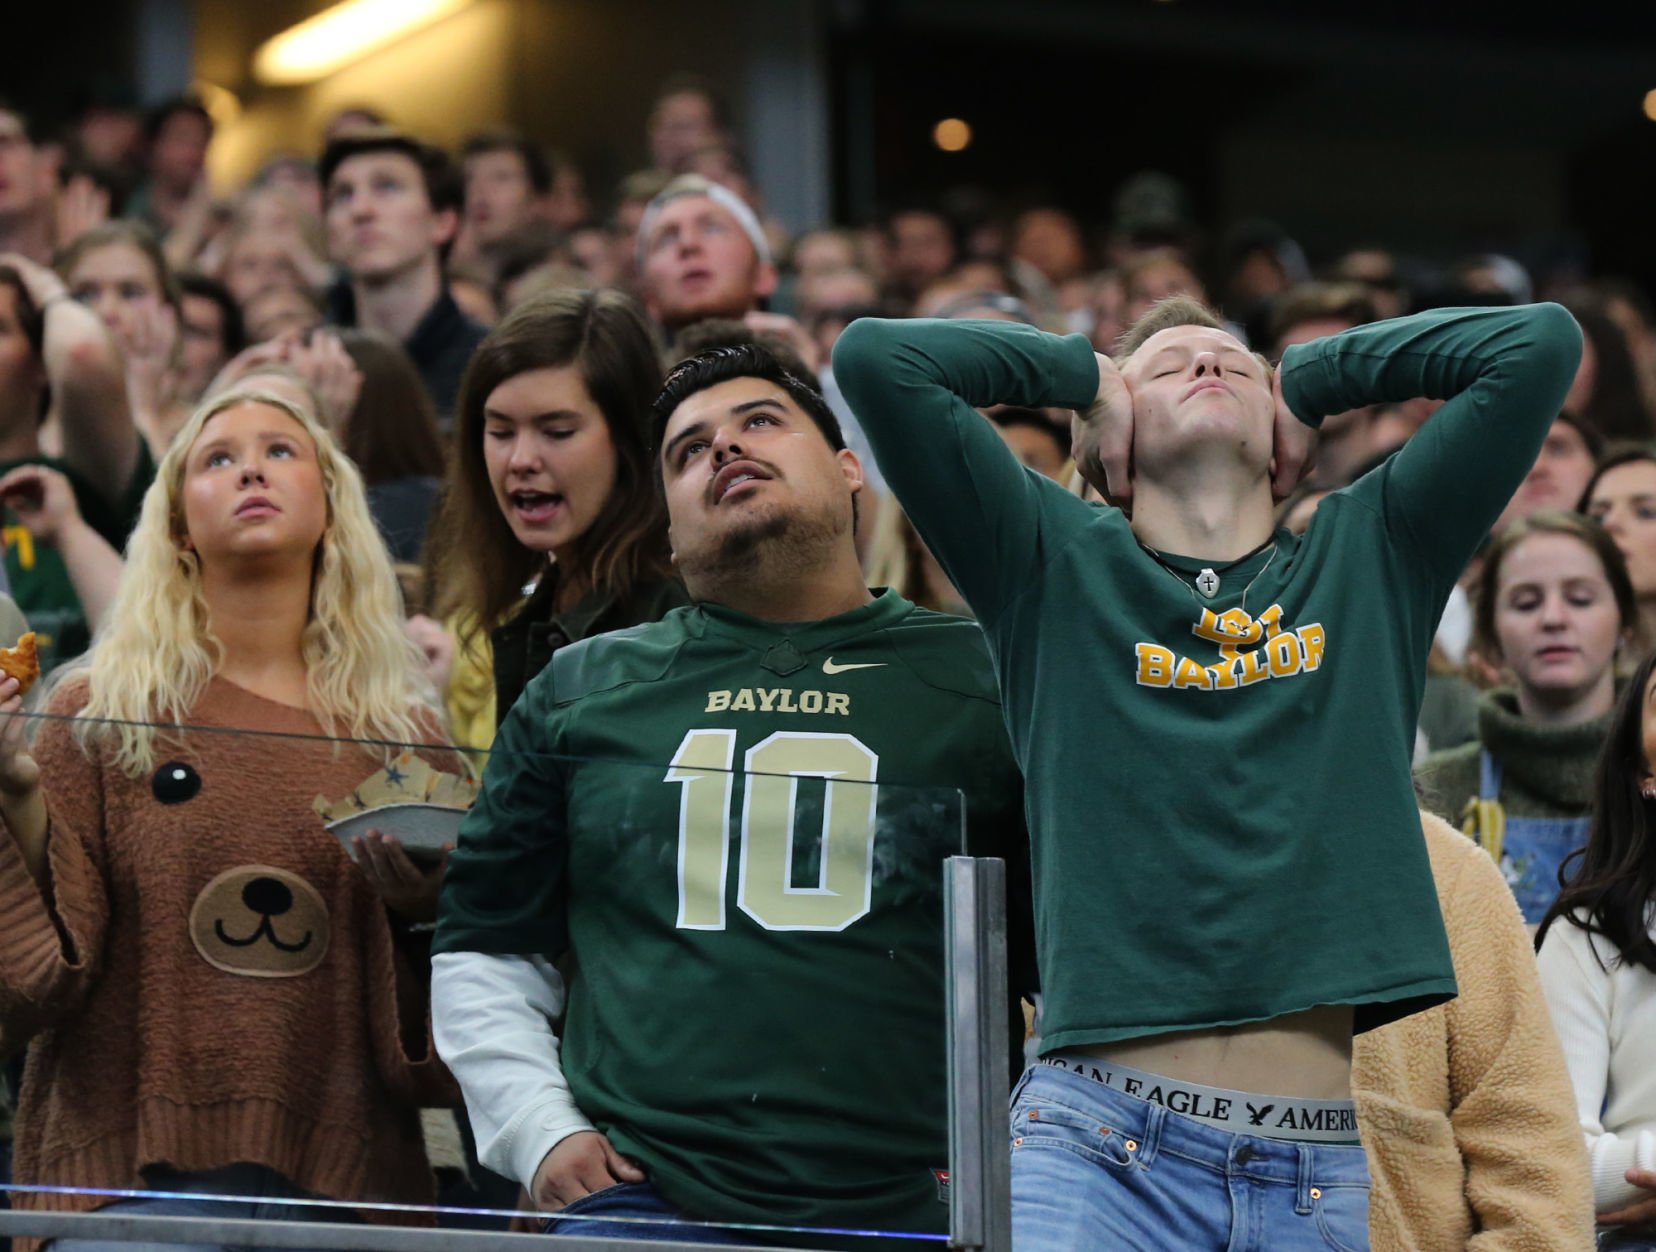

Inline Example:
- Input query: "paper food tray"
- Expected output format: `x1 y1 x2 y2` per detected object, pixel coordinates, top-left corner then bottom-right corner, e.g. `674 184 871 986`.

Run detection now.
325 802 463 862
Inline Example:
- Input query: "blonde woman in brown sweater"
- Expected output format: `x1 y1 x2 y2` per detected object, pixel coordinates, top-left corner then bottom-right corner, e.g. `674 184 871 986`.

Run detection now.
0 387 456 1249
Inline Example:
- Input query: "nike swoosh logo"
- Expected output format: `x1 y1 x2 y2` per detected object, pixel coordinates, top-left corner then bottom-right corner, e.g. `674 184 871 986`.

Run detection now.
822 658 887 675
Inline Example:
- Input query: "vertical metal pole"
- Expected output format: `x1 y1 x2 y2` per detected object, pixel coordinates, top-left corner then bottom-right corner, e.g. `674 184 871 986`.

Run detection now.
945 856 1011 1252
743 0 832 235
834 0 880 227
136 0 193 102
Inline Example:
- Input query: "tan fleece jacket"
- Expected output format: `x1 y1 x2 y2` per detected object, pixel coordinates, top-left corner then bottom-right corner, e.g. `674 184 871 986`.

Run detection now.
1353 812 1595 1250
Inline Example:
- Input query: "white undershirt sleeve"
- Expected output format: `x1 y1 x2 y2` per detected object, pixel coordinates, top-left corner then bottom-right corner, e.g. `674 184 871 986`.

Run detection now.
432 949 596 1192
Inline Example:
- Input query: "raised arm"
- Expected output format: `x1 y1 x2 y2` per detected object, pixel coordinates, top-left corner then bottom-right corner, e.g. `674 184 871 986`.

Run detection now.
1281 303 1582 585
0 465 123 635
832 317 1100 621
0 254 141 514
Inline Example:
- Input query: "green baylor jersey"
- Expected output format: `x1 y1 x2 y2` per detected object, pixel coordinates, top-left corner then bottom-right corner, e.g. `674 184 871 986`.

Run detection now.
436 590 1026 1237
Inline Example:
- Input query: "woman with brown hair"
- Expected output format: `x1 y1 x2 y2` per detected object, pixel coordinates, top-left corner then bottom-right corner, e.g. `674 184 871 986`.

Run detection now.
426 287 684 729
1584 445 1656 659
1416 509 1635 925
1537 651 1656 1245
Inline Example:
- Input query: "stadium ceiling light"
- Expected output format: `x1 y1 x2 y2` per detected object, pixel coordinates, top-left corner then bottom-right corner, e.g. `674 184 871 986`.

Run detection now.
253 0 472 85
933 118 972 153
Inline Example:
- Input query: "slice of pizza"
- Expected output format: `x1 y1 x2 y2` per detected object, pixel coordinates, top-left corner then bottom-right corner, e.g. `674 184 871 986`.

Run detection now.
0 632 39 695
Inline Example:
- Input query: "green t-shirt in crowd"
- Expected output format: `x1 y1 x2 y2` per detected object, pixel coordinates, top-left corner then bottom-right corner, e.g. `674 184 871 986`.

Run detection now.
435 591 1027 1237
833 303 1582 1050
0 444 154 672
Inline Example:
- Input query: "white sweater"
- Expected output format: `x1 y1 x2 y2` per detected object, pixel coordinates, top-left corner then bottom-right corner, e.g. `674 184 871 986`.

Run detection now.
1536 909 1656 1213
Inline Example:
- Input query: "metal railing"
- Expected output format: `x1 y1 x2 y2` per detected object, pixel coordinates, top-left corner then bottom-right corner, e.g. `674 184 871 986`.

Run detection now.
0 857 1012 1251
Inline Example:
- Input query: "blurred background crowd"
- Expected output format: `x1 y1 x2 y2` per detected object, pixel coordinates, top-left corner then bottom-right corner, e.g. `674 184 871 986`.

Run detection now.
0 0 1655 1244
6 1 1656 684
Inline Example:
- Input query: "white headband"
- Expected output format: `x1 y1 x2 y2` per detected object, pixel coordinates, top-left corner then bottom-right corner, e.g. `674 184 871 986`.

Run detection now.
637 177 772 269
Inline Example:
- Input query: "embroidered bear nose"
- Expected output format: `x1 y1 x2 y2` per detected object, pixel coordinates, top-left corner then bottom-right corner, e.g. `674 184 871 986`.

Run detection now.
242 876 294 917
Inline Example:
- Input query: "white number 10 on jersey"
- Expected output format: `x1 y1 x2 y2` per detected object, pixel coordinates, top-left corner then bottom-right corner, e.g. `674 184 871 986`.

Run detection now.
665 729 880 932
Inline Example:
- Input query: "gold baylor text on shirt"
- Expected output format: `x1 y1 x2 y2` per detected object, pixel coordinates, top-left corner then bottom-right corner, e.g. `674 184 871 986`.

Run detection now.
1135 604 1326 692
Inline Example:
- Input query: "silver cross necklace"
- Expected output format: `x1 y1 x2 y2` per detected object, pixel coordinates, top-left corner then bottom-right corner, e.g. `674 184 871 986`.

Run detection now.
1138 538 1280 611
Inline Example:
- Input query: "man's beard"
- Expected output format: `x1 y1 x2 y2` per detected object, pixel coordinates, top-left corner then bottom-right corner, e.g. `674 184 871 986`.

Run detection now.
677 500 843 586
726 507 794 563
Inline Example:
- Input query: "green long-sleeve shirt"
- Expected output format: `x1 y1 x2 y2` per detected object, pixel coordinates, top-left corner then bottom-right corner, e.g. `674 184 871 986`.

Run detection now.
833 304 1582 1048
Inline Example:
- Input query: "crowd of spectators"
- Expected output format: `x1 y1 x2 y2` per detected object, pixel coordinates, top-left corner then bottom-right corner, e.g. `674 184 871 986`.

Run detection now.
0 66 1650 1249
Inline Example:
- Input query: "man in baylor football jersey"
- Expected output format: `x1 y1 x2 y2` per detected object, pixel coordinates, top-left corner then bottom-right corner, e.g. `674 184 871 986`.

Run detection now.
432 345 1026 1244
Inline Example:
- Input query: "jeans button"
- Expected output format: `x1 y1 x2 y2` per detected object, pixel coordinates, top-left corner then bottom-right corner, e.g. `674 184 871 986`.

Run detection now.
1235 1145 1254 1166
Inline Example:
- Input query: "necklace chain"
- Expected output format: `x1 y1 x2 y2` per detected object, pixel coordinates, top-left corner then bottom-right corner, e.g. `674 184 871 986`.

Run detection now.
1140 542 1280 615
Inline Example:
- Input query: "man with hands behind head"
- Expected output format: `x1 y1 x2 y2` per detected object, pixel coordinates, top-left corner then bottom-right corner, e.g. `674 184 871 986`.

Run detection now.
833 295 1583 1249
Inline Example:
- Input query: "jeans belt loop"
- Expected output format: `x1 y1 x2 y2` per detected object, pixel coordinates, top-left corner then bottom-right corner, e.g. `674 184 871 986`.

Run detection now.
1295 1144 1315 1215
1136 1099 1164 1168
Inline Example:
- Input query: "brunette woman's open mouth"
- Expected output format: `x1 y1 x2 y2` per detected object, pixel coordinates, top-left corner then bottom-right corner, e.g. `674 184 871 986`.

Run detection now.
510 489 565 524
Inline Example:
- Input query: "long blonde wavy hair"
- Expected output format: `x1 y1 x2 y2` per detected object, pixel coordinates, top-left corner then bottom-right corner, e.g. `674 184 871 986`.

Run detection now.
75 388 435 774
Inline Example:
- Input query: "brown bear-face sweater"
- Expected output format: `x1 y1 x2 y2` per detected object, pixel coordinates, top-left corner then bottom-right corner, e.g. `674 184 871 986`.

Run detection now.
0 675 459 1245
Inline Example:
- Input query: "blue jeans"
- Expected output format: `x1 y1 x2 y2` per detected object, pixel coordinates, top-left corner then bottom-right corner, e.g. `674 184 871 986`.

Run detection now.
541 1181 754 1245
49 1162 354 1252
1010 1065 1371 1251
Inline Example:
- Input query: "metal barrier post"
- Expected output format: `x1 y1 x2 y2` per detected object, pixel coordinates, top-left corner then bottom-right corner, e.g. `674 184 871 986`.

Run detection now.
945 855 1011 1252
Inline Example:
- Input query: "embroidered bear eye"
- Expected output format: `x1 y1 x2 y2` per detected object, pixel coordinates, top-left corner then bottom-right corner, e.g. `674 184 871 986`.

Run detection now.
152 761 202 804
